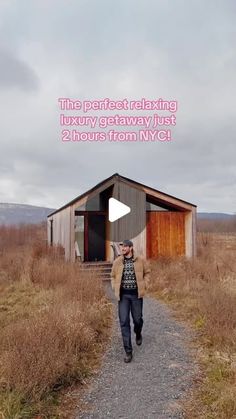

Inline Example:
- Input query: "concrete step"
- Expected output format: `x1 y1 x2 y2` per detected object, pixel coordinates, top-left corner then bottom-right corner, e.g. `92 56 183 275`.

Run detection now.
81 262 112 266
81 268 111 271
82 262 112 268
80 261 112 281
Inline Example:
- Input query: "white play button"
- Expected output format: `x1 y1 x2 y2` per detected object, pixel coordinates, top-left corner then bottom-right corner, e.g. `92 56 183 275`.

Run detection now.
108 198 131 222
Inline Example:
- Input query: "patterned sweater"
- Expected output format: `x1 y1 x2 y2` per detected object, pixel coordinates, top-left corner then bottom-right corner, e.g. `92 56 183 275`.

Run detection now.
120 256 138 294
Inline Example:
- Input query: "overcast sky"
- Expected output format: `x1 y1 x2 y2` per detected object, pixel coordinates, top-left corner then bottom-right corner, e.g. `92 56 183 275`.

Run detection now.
0 0 235 213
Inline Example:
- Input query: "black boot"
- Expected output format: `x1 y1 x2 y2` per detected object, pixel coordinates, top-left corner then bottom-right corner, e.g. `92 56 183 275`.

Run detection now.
124 352 133 363
136 333 142 346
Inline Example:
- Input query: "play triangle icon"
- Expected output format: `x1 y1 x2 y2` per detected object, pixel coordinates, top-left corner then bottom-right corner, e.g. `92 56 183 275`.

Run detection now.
108 198 131 222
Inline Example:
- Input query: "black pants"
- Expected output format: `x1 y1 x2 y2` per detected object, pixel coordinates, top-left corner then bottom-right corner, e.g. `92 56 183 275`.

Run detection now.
118 292 143 354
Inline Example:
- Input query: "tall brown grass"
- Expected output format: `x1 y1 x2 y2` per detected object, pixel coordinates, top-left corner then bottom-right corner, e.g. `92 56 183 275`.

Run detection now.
197 216 236 233
0 225 112 418
0 222 46 251
149 232 236 418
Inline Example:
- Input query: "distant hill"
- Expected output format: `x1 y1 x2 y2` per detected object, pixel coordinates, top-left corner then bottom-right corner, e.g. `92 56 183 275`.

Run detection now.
0 203 55 226
0 204 235 226
197 212 235 220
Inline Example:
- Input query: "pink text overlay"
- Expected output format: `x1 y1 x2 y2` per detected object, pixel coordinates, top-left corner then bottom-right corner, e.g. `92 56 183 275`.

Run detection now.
58 98 178 142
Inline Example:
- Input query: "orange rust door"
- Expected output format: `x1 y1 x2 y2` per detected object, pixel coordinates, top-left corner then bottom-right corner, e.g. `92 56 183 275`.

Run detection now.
146 212 185 259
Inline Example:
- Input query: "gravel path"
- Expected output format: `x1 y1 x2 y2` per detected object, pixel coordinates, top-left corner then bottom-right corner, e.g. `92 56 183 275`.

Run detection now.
76 284 197 419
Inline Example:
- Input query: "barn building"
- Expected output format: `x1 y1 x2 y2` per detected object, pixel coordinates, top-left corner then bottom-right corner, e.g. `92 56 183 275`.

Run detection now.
47 173 197 262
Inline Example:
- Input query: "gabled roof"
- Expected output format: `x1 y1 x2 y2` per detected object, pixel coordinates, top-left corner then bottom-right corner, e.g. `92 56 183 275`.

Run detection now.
47 173 196 217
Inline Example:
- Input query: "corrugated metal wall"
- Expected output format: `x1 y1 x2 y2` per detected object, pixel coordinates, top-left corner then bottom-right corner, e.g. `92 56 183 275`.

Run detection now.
47 175 196 261
47 206 71 259
109 179 146 257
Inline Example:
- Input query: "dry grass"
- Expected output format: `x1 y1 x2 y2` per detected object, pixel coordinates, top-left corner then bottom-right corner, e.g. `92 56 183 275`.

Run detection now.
0 223 46 252
197 216 236 233
0 225 112 419
148 232 236 418
1 223 235 418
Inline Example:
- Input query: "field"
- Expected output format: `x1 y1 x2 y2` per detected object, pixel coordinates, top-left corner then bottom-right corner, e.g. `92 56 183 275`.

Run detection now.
0 221 235 418
149 230 236 418
0 224 112 419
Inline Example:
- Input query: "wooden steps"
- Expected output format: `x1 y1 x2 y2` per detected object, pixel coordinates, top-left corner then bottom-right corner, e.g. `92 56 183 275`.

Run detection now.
80 261 112 281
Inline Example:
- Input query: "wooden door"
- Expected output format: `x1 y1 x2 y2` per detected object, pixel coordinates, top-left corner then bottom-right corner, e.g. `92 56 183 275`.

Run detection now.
146 212 185 258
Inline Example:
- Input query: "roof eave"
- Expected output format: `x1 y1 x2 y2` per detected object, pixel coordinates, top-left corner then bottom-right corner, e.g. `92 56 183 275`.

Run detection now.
47 173 196 218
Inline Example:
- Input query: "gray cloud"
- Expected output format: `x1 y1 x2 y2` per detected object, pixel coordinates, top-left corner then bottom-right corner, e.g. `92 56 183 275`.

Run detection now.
0 0 235 212
0 48 39 91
